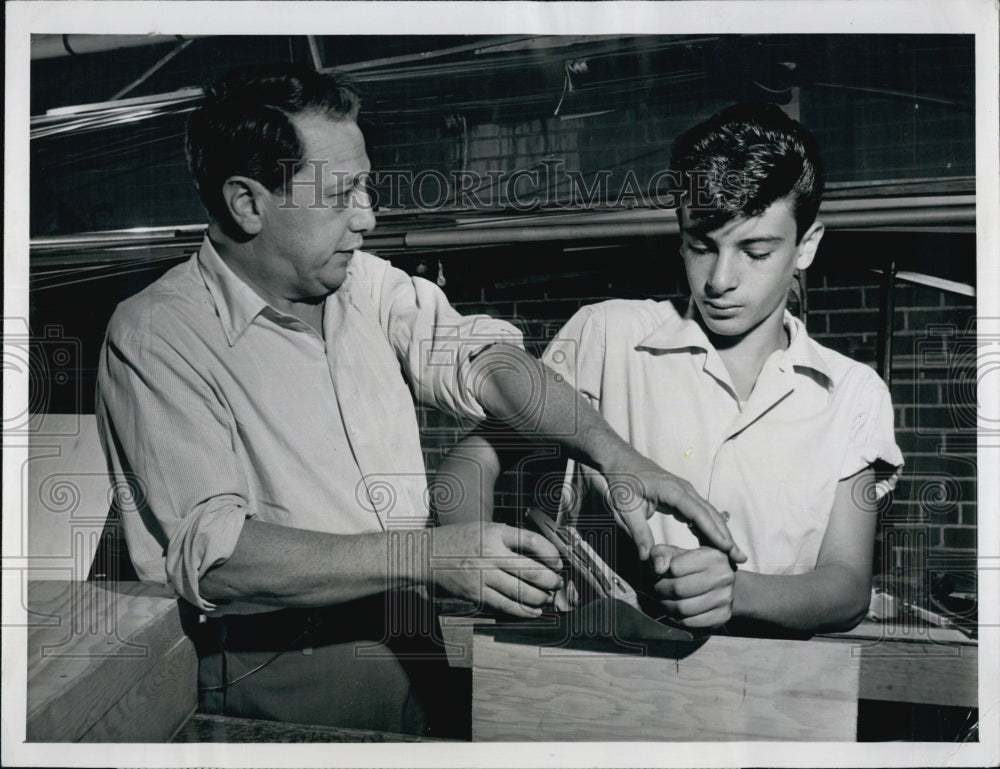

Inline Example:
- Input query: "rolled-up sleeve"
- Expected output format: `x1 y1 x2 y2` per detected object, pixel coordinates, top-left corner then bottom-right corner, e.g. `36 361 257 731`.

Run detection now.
97 322 250 611
354 253 523 421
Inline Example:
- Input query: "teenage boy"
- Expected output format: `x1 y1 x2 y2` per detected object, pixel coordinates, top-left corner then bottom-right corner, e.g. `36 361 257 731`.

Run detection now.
439 103 903 633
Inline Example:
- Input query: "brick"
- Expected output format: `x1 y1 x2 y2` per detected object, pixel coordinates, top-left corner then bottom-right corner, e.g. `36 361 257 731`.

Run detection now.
891 283 950 309
904 308 973 333
806 288 864 312
941 526 976 550
825 310 880 334
512 299 581 321
908 405 979 432
938 292 976 309
811 333 875 361
450 301 517 319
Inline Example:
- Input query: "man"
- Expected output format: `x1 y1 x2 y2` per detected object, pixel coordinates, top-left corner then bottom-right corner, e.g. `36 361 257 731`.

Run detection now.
96 63 740 735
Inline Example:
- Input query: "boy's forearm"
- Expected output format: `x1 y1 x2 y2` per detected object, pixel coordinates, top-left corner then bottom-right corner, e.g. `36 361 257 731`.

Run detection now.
431 434 502 525
732 564 872 633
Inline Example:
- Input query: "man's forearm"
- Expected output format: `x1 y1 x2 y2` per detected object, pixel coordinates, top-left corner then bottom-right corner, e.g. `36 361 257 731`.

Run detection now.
199 519 422 608
469 344 634 474
733 564 872 633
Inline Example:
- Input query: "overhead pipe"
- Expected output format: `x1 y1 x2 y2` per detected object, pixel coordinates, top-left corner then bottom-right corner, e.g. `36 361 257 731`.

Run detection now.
29 201 975 268
31 34 200 61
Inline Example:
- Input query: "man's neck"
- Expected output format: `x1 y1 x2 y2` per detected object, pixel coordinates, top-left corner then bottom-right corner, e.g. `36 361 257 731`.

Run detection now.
210 230 326 337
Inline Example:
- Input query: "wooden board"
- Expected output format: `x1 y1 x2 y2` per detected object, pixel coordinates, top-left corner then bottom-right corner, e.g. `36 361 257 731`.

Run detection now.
856 641 978 707
26 581 196 742
25 414 112 579
80 636 198 742
172 714 451 743
472 631 860 741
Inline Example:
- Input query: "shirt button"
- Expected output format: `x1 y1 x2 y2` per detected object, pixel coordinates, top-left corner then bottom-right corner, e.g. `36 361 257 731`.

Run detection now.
683 447 693 459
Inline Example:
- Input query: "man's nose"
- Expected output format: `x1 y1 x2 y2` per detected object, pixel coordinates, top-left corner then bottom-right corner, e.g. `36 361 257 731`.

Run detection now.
350 189 376 233
706 251 739 294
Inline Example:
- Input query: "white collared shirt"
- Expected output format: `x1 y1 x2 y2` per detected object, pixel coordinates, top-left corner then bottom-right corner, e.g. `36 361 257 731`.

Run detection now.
97 238 521 612
542 299 903 575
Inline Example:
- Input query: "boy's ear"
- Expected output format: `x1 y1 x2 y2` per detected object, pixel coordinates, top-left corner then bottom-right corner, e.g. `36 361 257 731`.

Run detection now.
221 176 268 236
795 220 824 271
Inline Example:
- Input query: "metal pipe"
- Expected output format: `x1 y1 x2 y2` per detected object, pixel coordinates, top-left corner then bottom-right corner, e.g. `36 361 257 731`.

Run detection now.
29 204 975 268
31 34 198 61
403 206 974 248
876 258 897 386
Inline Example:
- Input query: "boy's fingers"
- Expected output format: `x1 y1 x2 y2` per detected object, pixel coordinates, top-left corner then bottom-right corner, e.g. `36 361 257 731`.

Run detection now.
650 544 683 576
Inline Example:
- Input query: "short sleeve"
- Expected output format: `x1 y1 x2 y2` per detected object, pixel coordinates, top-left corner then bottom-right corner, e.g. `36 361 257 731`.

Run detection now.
839 378 904 499
541 305 606 404
348 252 524 422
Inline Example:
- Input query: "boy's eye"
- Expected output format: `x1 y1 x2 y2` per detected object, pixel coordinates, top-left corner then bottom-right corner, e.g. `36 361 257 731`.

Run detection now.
745 251 772 260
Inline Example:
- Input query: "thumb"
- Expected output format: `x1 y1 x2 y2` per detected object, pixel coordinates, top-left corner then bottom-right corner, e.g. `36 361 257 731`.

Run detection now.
650 544 684 576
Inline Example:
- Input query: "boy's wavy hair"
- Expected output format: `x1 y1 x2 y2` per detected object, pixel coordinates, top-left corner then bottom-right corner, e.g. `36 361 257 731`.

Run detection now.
186 63 361 227
670 103 824 242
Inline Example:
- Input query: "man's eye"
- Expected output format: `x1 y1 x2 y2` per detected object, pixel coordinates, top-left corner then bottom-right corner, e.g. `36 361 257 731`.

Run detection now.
745 251 772 260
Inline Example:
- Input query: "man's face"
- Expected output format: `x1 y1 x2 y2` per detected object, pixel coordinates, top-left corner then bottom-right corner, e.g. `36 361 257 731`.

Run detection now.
679 199 819 341
256 112 375 300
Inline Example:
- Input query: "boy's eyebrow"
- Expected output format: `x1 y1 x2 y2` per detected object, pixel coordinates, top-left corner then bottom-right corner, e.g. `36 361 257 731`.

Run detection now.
737 235 784 246
682 233 785 247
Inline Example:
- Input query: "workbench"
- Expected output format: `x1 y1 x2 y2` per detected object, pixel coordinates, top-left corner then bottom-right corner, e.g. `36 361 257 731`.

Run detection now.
22 582 978 742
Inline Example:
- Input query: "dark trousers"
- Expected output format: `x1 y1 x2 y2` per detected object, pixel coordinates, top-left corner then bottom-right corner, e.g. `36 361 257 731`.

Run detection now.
189 593 469 738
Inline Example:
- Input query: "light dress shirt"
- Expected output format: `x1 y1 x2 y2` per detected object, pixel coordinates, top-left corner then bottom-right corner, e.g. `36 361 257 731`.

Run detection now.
542 299 904 575
96 238 521 613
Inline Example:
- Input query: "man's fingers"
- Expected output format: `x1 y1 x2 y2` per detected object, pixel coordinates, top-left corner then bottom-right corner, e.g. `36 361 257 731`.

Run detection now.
501 526 563 568
619 508 655 561
481 585 543 618
500 557 564 593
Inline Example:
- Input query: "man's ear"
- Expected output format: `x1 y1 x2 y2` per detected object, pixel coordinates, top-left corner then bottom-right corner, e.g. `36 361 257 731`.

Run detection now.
795 220 824 271
222 176 267 236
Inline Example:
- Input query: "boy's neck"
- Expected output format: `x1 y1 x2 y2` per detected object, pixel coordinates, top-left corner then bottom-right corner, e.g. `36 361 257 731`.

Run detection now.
700 309 790 402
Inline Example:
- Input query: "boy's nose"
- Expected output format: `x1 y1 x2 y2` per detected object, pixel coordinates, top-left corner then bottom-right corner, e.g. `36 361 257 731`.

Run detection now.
706 252 739 294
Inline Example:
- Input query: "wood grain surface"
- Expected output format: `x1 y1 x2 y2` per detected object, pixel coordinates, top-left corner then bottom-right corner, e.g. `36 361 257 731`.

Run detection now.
27 581 195 742
472 631 860 741
79 636 198 742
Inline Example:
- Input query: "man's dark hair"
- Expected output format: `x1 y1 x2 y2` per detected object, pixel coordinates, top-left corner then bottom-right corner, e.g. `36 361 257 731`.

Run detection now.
186 63 361 226
670 102 824 241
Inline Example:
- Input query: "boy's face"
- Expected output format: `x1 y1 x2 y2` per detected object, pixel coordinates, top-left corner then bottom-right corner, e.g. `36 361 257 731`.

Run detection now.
679 198 823 341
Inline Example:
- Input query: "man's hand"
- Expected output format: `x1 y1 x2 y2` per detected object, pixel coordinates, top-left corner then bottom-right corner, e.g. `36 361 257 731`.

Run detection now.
427 522 564 618
650 544 736 628
602 449 746 564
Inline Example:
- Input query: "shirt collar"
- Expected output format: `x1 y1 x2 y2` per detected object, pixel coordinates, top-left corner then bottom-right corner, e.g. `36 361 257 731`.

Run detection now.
637 301 834 389
197 237 269 346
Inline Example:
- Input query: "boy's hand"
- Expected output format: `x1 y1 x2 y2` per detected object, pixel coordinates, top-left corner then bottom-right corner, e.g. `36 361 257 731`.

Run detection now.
601 450 746 564
650 544 736 628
